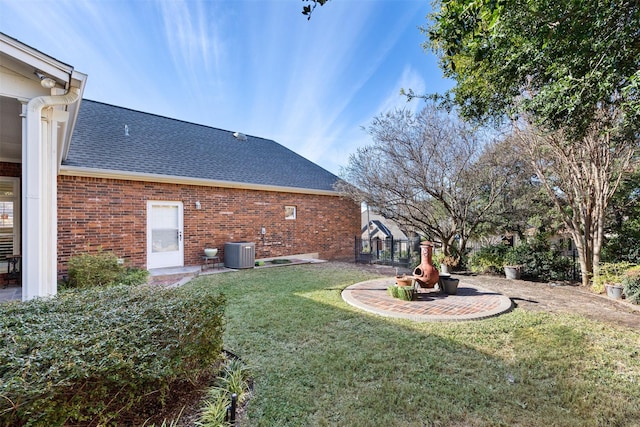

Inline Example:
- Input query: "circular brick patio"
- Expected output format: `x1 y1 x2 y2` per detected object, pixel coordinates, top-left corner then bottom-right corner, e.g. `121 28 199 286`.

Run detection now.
342 277 513 322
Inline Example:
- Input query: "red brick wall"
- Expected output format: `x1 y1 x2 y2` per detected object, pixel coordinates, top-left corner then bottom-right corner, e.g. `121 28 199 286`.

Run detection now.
57 175 360 273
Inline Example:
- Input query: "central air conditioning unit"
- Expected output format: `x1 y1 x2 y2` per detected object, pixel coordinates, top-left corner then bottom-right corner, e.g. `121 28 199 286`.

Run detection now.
224 242 255 269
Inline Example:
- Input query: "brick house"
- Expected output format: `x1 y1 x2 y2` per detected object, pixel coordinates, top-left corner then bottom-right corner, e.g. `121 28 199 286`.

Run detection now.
0 33 359 300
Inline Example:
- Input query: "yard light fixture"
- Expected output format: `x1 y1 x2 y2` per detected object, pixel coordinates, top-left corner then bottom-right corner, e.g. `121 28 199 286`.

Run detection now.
34 70 56 89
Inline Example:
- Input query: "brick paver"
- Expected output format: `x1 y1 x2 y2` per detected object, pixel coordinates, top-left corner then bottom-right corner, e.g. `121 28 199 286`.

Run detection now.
342 277 513 321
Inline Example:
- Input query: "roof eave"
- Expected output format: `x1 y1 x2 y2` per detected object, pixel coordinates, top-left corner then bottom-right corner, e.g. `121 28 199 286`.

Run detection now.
58 165 340 196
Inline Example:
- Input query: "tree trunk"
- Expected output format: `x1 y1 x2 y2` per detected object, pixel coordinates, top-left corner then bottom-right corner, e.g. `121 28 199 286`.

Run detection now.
514 115 634 288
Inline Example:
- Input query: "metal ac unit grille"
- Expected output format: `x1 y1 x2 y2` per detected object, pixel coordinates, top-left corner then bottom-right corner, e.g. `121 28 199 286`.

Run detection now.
223 242 255 269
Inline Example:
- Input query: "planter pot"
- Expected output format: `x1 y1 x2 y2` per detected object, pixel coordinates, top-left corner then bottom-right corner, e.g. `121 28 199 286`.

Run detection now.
396 276 414 287
395 286 417 301
504 266 521 280
605 284 624 300
204 248 218 257
440 277 460 295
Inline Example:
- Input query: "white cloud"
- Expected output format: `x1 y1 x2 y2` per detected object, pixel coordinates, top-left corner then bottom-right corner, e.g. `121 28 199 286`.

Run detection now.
374 66 427 116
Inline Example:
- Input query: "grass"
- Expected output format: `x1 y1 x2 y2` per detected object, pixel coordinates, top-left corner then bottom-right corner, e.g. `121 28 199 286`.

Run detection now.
188 263 640 426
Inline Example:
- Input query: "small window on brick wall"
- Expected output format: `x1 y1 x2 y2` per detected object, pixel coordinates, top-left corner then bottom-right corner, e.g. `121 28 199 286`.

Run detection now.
285 205 296 220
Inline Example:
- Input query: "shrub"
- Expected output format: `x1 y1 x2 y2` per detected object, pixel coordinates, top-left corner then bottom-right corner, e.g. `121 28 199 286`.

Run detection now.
504 238 572 282
593 261 635 293
0 285 226 426
118 267 150 286
64 250 148 289
468 244 510 274
621 266 640 304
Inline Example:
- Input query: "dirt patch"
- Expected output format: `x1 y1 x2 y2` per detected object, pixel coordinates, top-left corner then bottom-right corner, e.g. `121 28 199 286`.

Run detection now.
458 272 640 329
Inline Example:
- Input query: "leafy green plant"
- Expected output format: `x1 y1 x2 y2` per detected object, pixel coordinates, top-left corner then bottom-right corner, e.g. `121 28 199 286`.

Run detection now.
219 357 251 404
503 238 572 281
388 286 399 298
469 243 510 274
118 267 150 286
621 265 640 304
66 249 122 288
63 250 148 289
198 356 251 427
198 389 231 427
434 250 461 268
593 262 634 292
0 285 226 426
388 285 416 301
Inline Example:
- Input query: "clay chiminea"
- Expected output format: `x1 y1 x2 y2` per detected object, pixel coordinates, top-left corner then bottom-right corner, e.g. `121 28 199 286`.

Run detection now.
413 241 440 288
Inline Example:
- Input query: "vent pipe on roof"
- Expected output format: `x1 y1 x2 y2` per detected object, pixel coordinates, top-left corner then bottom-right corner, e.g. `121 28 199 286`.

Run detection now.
124 124 129 136
233 132 247 141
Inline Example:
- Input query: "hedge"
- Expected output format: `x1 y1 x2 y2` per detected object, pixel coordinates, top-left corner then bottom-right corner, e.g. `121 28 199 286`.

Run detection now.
0 285 226 426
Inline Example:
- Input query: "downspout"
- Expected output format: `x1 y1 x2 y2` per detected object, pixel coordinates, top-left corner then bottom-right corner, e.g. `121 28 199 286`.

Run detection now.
23 86 81 300
27 86 80 115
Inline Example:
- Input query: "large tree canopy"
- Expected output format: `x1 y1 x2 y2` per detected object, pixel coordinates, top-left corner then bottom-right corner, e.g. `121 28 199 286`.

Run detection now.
337 104 523 257
426 0 640 136
426 0 640 286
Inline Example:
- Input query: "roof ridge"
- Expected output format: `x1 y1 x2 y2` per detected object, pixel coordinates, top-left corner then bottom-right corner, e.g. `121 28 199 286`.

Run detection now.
81 98 270 142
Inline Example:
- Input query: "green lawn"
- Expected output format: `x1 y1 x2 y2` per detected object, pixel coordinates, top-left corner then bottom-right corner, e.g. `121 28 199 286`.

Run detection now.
188 263 640 427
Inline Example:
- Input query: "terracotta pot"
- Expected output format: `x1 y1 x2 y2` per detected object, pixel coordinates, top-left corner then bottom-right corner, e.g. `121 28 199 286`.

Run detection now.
413 242 439 288
395 275 414 287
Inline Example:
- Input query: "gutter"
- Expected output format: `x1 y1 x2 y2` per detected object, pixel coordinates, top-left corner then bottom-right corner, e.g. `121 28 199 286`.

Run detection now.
58 165 341 197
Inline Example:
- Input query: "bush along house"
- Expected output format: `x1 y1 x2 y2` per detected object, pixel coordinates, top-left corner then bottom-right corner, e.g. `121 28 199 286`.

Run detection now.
0 33 360 300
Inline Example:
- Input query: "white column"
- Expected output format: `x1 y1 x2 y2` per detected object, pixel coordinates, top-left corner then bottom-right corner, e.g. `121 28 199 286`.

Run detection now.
22 104 47 299
22 88 79 300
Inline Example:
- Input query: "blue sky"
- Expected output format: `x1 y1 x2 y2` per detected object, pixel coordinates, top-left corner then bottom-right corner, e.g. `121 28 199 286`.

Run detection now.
1 0 450 175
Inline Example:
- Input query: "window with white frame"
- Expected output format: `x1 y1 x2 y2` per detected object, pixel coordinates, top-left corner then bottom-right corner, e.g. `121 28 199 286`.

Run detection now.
285 205 296 220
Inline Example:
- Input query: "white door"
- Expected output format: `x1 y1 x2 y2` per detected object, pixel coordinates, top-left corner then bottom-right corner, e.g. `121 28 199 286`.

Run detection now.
147 201 184 269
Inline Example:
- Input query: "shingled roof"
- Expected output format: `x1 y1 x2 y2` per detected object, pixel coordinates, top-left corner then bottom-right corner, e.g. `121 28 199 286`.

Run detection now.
63 100 340 193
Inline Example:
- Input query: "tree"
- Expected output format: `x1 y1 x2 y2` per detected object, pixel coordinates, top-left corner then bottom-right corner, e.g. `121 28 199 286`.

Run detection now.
471 135 558 241
513 113 635 287
426 0 640 138
336 104 519 257
425 0 640 285
301 0 330 20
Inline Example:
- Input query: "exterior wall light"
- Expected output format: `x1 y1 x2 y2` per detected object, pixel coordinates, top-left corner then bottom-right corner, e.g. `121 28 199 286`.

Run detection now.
34 71 56 89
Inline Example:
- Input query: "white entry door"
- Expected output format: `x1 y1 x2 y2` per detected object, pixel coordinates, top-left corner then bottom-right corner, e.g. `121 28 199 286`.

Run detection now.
147 201 184 269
